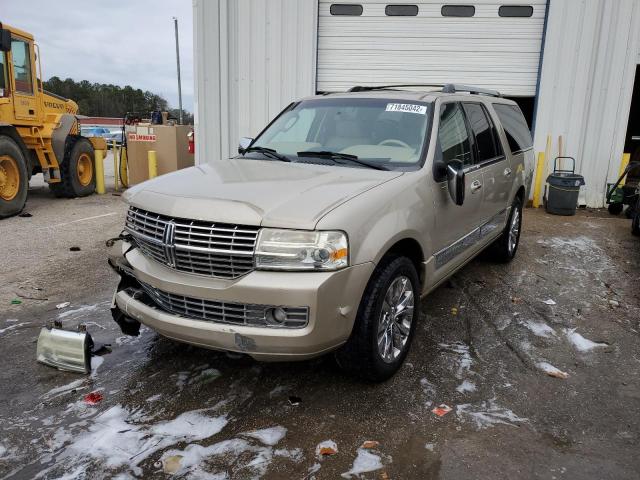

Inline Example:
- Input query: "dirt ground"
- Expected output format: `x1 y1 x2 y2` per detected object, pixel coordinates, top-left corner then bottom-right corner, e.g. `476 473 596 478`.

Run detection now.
1 175 639 479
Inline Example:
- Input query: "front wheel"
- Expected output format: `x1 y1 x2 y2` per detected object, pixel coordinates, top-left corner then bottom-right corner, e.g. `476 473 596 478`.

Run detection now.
0 136 29 219
488 196 523 263
335 256 420 382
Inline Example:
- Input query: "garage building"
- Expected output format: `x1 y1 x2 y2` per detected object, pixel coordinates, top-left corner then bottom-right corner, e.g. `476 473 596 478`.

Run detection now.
193 0 640 207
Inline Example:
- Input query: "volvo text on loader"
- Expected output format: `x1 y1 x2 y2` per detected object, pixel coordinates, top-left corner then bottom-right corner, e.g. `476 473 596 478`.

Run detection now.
0 22 105 218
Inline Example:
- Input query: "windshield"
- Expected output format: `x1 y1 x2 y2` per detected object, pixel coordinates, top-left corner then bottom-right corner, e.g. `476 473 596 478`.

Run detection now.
248 98 432 169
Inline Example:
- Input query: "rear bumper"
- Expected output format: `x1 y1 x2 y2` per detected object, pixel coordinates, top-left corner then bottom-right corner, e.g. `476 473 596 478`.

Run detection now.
110 241 374 361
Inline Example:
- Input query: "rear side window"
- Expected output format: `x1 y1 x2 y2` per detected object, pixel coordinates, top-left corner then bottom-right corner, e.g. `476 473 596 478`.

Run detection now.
330 4 363 15
493 104 533 154
436 103 473 167
463 103 502 162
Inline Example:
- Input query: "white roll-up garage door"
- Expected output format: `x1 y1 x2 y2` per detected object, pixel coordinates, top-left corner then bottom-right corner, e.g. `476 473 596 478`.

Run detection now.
317 1 547 96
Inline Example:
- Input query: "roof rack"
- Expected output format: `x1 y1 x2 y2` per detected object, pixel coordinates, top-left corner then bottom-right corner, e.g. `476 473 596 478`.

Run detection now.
347 83 501 97
348 84 444 92
442 84 501 97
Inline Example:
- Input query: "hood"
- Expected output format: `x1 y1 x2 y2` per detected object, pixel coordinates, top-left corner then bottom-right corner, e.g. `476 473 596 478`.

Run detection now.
123 158 403 229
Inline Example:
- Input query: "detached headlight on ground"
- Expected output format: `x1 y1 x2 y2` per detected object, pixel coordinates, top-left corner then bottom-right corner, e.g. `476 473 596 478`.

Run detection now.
255 229 348 271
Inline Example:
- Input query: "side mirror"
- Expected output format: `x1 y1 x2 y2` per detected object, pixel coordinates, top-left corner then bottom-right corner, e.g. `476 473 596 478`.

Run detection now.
238 136 253 154
0 29 11 52
447 160 465 206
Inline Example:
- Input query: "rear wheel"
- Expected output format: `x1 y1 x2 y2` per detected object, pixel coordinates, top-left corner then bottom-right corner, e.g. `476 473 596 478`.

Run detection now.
488 196 522 263
0 136 29 219
335 256 419 382
50 138 96 198
608 202 624 215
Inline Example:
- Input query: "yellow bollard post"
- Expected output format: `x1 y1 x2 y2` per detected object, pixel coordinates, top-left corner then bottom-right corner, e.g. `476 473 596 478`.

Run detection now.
532 152 546 208
94 149 105 194
112 140 119 192
619 153 631 185
148 150 158 179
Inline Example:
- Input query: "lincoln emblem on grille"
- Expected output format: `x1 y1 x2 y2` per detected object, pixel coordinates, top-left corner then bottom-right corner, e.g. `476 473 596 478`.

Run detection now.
162 221 177 267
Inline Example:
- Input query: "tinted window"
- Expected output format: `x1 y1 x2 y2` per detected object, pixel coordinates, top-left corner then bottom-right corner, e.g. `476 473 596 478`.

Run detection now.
386 5 419 16
437 103 472 167
499 5 533 17
493 103 533 154
330 4 363 15
441 5 475 17
11 38 33 94
463 103 501 162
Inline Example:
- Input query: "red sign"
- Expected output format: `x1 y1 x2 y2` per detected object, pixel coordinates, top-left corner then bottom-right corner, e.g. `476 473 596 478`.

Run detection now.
128 133 157 142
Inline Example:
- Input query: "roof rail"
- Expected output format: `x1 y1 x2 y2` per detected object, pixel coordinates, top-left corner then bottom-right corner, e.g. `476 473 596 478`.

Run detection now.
348 84 444 92
442 84 501 97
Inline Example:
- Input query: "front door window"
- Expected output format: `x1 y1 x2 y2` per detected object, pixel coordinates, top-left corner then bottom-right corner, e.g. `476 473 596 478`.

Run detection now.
11 38 33 94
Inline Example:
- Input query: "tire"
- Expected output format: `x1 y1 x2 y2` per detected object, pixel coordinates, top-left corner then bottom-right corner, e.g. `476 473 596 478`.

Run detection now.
0 136 29 219
50 138 96 198
335 256 420 382
608 203 624 215
488 196 523 263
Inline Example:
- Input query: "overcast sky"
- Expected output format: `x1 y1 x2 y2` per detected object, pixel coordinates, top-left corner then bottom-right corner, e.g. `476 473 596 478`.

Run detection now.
3 0 194 112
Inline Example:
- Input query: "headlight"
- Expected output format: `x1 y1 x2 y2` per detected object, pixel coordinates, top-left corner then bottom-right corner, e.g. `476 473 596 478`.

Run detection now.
255 229 348 271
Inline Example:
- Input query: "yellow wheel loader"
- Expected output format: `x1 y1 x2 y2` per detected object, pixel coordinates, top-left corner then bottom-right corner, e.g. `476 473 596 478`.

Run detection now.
0 23 105 218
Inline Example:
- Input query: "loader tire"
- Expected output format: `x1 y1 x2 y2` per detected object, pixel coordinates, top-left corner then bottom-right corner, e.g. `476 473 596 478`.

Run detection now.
0 136 29 219
50 138 96 198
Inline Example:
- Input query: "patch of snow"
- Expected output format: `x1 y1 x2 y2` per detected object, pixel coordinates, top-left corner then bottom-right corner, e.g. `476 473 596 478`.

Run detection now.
0 322 29 335
57 304 100 319
522 320 556 338
274 448 304 462
424 443 435 451
341 449 384 478
41 379 87 399
315 440 338 458
456 380 476 394
0 443 6 457
542 299 556 306
54 406 228 475
146 394 162 403
456 398 527 430
564 328 608 352
420 377 436 397
90 356 104 377
49 465 85 480
308 462 322 476
5 318 19 323
439 342 473 379
536 362 569 378
242 426 287 446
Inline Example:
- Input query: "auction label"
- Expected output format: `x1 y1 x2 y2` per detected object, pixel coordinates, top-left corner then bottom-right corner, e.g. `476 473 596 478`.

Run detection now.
385 103 427 115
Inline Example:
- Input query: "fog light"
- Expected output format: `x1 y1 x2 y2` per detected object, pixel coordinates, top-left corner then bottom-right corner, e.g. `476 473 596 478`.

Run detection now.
266 307 287 325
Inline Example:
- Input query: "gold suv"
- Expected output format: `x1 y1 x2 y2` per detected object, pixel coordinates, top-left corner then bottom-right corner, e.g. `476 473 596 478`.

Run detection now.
109 84 534 381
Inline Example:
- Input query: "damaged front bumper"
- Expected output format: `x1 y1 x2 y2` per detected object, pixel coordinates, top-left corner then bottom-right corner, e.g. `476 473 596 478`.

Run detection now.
108 239 373 361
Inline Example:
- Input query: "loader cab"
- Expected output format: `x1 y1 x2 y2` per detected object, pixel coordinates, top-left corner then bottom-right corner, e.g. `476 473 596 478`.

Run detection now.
0 25 38 123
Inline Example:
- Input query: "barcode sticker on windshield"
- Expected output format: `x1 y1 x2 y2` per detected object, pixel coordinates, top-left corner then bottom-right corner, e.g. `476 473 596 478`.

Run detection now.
385 103 427 115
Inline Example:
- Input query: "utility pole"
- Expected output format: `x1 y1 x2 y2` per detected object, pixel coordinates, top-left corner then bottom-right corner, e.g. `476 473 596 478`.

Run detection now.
173 17 183 125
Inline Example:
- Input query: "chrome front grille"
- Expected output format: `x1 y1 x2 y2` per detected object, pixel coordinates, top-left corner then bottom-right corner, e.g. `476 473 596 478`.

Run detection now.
125 207 260 279
139 282 309 328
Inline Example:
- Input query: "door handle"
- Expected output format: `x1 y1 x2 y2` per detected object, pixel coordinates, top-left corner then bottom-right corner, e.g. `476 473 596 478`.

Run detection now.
470 180 482 193
504 168 512 177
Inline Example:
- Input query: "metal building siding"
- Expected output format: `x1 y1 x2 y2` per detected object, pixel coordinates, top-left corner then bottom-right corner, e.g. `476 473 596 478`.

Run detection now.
193 0 318 164
317 0 547 95
532 0 640 207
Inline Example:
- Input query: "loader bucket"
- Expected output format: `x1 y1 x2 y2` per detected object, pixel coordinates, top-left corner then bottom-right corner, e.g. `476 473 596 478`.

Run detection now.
36 327 93 374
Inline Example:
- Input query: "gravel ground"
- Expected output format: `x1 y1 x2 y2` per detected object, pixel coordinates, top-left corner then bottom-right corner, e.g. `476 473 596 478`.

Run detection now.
0 178 639 479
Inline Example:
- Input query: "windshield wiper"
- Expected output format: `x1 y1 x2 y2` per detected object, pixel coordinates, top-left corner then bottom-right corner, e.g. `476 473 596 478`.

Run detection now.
297 151 388 171
243 146 290 162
